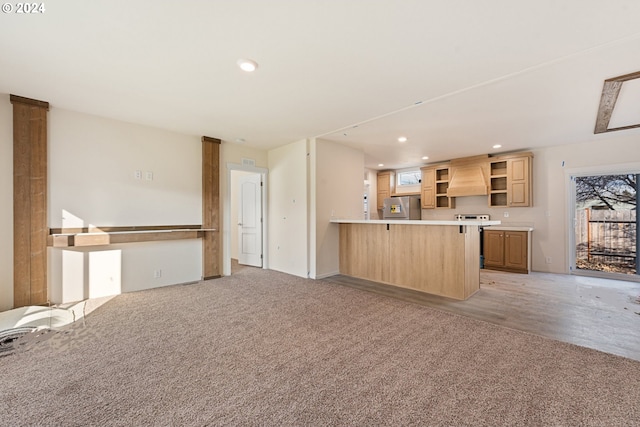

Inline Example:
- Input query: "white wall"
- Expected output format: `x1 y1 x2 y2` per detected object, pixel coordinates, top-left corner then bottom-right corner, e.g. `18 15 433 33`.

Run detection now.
310 139 364 278
49 109 201 226
421 134 640 273
48 108 203 303
221 142 269 195
0 95 13 311
49 241 202 302
267 140 309 277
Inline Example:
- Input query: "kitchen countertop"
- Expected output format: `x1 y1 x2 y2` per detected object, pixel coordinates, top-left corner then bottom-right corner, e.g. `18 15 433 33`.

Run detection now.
483 225 534 232
330 219 502 226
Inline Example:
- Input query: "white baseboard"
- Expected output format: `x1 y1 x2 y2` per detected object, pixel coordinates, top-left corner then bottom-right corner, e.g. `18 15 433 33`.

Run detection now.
313 271 340 280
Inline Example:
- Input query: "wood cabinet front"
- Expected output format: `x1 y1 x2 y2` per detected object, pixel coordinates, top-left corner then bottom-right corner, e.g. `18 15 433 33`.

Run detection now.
484 230 505 267
339 223 480 300
420 167 435 209
420 165 454 209
377 171 395 210
504 231 528 270
483 230 528 273
488 153 532 207
507 156 530 207
339 223 390 283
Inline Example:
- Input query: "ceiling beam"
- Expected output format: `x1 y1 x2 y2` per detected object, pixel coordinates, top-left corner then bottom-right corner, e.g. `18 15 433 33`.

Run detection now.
594 71 640 134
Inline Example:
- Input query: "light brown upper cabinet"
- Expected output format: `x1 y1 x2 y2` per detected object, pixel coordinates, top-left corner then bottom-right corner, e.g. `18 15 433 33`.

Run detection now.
420 166 435 209
488 153 532 207
421 164 455 209
376 171 395 210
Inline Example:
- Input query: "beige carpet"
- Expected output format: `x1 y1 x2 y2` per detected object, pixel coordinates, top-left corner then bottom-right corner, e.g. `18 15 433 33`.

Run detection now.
1 265 640 426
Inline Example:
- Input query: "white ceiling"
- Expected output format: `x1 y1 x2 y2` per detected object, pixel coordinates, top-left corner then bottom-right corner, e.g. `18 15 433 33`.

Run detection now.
2 0 640 169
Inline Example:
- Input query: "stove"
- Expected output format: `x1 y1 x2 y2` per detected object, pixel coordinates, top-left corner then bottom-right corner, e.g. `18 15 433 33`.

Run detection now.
454 214 490 221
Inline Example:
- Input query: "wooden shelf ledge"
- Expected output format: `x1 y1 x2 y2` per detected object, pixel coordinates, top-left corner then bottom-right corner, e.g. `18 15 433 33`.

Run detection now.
47 225 217 248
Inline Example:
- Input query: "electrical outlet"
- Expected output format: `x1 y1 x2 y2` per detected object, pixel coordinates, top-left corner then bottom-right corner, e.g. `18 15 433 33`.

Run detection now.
134 170 142 180
545 257 552 264
503 211 509 218
145 171 153 181
153 269 162 278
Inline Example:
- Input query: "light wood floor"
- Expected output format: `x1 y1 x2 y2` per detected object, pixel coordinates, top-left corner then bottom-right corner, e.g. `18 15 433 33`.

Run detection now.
324 270 640 361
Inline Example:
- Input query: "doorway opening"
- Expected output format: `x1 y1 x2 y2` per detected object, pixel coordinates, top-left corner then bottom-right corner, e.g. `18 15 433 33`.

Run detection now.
225 165 268 276
572 173 638 279
233 171 262 268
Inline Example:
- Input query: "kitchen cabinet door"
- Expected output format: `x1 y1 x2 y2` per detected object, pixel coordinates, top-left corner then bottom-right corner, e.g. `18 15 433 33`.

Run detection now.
420 165 453 209
377 171 394 210
504 231 528 271
483 230 528 273
483 230 505 268
488 153 532 207
507 157 530 207
421 167 435 209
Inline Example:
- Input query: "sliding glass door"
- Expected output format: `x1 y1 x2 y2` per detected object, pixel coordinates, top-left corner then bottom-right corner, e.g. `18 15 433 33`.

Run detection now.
573 173 638 278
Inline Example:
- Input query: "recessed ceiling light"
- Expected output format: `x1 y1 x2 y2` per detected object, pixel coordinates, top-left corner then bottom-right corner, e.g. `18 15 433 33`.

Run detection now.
378 163 384 167
422 156 429 160
237 58 258 72
398 136 408 143
235 138 246 143
493 144 502 149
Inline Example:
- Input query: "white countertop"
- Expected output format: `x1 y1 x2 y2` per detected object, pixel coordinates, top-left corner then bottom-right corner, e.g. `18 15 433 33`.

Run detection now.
483 225 534 232
330 219 502 226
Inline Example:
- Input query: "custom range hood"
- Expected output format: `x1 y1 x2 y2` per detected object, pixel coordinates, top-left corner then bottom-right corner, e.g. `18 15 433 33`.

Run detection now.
446 155 489 197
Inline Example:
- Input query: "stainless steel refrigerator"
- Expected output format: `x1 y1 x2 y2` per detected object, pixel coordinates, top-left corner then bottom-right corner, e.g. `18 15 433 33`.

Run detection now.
382 196 421 220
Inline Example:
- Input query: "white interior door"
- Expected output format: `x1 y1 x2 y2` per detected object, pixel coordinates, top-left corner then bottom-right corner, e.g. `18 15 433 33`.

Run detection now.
238 173 262 267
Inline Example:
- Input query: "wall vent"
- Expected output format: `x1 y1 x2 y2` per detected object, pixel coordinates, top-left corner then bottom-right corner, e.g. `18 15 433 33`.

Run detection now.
242 158 256 167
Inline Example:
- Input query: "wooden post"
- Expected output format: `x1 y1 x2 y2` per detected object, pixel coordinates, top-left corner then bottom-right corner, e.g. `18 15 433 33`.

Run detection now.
202 136 221 279
11 95 49 308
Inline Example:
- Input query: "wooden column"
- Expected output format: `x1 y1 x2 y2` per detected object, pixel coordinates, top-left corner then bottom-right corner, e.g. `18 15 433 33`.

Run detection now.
11 95 49 308
202 136 221 279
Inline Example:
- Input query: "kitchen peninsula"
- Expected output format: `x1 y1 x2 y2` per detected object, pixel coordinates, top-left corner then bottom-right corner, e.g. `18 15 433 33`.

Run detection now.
331 219 500 300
